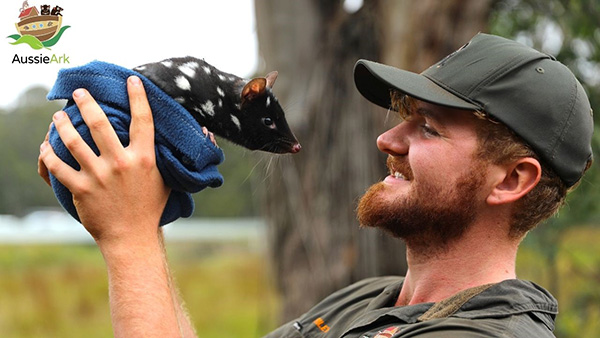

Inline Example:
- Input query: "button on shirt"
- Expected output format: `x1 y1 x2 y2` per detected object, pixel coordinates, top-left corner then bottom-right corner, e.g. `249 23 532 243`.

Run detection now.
265 276 557 337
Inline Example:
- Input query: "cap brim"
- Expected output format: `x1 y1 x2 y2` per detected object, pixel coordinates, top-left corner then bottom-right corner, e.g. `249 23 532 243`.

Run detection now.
354 59 480 111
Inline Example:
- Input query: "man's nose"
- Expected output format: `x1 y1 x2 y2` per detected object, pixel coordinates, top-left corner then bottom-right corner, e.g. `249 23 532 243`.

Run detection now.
377 123 409 156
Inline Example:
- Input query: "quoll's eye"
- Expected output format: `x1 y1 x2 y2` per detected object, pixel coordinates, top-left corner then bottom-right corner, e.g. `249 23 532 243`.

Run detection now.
262 117 276 129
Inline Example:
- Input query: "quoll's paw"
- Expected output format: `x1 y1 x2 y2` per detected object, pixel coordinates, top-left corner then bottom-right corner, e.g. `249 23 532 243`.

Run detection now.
201 126 218 148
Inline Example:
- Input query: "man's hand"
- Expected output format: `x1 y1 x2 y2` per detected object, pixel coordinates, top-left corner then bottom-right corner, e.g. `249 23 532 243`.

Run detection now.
38 76 170 246
38 76 197 337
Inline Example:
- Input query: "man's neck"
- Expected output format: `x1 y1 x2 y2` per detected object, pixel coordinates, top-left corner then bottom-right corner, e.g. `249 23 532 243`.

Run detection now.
395 223 519 307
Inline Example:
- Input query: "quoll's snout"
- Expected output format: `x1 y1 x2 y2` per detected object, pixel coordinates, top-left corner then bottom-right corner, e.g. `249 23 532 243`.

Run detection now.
291 143 302 153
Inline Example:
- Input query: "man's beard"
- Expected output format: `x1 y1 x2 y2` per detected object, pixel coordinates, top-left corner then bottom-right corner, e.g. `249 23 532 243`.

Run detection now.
357 157 485 252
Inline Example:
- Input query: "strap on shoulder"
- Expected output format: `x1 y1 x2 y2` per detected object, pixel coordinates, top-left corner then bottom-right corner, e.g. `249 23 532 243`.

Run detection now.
417 283 496 322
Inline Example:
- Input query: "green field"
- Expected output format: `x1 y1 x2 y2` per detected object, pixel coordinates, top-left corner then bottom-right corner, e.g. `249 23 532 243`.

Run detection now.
0 241 279 338
0 227 598 338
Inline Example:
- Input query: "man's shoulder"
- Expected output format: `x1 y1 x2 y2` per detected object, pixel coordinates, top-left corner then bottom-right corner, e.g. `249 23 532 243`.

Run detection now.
400 315 556 338
424 279 558 337
456 279 557 328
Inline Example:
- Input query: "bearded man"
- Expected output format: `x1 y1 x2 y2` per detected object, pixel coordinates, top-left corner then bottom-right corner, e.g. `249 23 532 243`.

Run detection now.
265 33 593 337
40 33 593 337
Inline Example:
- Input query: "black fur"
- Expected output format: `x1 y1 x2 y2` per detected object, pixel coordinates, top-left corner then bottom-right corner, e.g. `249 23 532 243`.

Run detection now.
134 57 300 154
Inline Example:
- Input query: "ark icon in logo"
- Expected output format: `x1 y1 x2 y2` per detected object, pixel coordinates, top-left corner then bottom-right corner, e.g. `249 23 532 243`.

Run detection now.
7 1 70 50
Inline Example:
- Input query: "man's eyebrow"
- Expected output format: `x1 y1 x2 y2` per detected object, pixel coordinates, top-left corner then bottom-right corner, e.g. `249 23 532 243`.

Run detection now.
414 107 441 121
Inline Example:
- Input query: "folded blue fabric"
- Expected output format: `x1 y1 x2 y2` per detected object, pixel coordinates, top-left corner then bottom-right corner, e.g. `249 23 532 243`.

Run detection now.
47 61 225 226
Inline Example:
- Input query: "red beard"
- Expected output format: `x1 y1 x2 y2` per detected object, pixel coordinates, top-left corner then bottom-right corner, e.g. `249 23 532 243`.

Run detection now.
357 157 485 251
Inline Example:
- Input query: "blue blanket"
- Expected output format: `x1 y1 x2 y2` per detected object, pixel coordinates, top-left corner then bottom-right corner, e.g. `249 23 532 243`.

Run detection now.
47 61 224 226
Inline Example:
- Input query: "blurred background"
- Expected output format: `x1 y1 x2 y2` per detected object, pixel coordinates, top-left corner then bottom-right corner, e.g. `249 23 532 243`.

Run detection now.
1 0 599 337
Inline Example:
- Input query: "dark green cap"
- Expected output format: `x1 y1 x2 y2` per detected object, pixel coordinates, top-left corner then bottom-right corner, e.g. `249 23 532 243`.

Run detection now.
354 33 593 188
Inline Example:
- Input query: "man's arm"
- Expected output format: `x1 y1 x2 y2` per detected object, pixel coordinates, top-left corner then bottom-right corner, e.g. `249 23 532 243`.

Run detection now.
38 76 196 337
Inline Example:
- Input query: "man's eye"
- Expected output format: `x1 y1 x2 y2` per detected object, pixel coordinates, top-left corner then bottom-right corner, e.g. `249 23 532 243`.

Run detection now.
421 124 439 137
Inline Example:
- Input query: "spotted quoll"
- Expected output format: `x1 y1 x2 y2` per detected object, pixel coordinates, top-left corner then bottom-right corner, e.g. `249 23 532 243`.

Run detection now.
134 57 300 154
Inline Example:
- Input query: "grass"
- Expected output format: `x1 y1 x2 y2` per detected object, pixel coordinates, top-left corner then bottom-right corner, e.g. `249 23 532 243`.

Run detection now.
0 242 280 338
0 245 109 337
170 243 280 337
0 226 598 337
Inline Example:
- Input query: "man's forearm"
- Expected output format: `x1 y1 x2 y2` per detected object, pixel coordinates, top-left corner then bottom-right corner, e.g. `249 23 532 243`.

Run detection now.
99 228 196 337
159 229 198 338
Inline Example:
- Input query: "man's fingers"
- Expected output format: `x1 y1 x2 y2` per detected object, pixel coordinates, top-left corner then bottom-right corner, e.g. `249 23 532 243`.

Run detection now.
52 110 98 168
39 139 81 189
72 88 123 157
127 76 155 150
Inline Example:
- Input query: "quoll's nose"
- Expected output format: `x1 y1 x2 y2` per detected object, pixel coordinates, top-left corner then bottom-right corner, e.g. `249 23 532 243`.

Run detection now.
290 143 302 153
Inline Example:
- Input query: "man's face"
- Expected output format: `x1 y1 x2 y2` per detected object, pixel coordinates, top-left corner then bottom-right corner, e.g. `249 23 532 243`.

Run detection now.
357 99 489 251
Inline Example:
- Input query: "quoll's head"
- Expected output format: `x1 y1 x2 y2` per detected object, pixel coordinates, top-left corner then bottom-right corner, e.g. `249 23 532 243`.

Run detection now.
239 71 301 154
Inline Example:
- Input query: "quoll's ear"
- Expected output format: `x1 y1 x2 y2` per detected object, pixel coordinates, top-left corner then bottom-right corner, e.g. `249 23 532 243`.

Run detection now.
265 71 278 89
241 78 267 106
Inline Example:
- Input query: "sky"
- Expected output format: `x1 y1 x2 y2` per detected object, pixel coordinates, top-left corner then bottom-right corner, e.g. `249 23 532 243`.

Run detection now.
0 0 258 109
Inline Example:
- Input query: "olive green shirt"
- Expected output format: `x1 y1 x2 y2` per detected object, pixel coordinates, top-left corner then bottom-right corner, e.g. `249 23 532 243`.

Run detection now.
265 276 557 337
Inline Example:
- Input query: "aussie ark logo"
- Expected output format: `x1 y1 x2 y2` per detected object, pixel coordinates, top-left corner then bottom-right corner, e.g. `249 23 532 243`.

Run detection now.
8 1 71 64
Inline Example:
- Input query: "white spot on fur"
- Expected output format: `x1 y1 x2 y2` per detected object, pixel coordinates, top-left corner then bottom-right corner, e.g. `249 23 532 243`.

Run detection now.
175 76 191 90
201 100 215 116
194 107 205 117
184 61 199 69
218 74 226 81
179 62 198 78
217 87 225 97
229 77 236 82
231 115 241 131
175 97 185 104
203 66 211 74
266 97 271 107
161 60 173 68
218 99 223 107
134 65 146 71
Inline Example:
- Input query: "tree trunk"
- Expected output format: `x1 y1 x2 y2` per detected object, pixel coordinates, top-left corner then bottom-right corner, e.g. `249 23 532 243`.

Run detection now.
255 0 492 322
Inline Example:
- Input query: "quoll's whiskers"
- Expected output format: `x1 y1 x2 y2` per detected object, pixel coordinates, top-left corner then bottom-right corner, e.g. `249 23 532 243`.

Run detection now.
257 152 291 184
264 156 276 182
243 156 267 185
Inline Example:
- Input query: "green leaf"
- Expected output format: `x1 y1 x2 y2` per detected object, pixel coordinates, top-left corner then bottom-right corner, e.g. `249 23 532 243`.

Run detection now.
6 34 21 41
42 25 71 48
9 35 47 50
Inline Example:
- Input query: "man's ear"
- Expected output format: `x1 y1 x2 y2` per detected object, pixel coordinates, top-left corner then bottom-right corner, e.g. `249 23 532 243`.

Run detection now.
487 157 541 206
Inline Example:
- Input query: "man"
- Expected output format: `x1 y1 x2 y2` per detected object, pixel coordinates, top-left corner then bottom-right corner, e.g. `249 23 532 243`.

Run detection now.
39 33 593 337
